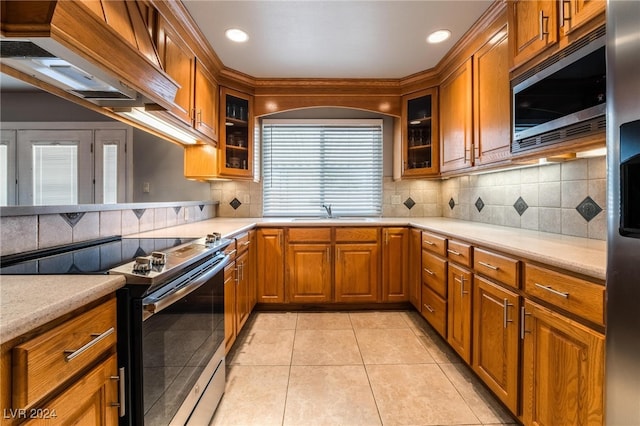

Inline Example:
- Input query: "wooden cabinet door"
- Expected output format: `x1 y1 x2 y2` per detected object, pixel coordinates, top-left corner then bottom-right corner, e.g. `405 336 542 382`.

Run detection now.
473 27 511 166
508 0 558 68
236 250 251 331
335 243 379 303
23 354 119 425
472 276 520 414
409 228 422 309
156 17 194 125
287 243 332 303
224 262 237 353
193 60 218 141
401 87 439 177
256 229 285 303
521 300 604 426
447 263 473 363
248 230 257 310
382 228 409 302
219 87 254 179
561 0 605 36
440 59 473 173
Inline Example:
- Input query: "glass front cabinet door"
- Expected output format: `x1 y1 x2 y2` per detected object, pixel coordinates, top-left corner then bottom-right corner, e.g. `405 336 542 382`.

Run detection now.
402 88 439 177
219 87 254 179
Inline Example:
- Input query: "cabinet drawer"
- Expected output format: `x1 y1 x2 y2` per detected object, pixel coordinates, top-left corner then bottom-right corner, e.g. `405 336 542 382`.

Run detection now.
224 239 237 260
422 250 447 298
288 227 332 243
12 299 117 409
474 248 520 289
525 264 605 326
335 227 378 242
421 284 447 338
447 240 472 267
421 231 447 256
235 232 251 254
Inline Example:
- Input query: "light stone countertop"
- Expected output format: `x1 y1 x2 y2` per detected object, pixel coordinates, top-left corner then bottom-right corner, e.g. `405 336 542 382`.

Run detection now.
133 217 606 281
0 275 125 344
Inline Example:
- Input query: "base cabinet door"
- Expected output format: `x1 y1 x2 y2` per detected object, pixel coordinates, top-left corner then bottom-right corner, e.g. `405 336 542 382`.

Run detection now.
236 250 251 331
521 300 605 426
472 276 520 414
224 262 237 353
256 229 285 303
382 228 409 302
447 264 473 363
335 243 379 303
409 228 422 309
287 243 332 303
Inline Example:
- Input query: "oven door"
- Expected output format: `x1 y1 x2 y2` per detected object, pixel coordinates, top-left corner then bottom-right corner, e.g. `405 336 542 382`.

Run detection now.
140 254 228 425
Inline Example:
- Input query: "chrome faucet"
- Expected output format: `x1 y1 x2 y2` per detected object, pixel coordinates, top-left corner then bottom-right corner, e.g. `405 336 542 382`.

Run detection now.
322 204 333 218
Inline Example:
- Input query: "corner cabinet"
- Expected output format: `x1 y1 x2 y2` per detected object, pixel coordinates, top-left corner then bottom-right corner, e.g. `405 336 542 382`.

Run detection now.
401 88 439 177
219 88 254 179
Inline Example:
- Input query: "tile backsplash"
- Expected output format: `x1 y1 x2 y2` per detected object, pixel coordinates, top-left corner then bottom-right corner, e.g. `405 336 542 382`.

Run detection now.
212 157 606 241
0 203 215 256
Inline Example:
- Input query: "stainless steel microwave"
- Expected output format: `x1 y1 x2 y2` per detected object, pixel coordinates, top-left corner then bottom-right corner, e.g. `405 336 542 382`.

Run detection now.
512 28 606 153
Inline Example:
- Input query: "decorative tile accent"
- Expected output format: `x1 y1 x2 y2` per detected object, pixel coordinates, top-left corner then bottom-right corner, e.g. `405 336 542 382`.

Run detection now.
448 198 456 210
475 197 485 212
134 246 147 257
403 197 416 210
132 209 146 219
199 204 205 211
230 198 242 210
576 196 603 222
60 212 85 228
513 197 529 216
173 206 182 215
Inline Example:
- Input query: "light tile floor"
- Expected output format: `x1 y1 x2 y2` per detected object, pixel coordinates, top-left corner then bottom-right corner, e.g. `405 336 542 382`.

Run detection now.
210 310 518 426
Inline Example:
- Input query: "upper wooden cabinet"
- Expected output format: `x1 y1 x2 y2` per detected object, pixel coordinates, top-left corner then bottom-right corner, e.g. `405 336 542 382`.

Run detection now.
156 16 218 143
473 27 511 167
508 0 605 70
440 59 473 173
219 87 254 179
401 88 439 177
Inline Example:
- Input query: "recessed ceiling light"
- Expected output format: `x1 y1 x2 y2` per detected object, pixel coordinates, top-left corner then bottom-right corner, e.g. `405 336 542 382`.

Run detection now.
225 28 249 43
427 30 451 44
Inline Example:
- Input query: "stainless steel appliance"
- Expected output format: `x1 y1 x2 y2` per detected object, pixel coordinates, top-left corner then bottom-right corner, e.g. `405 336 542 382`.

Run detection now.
512 26 606 153
606 1 640 424
1 234 231 425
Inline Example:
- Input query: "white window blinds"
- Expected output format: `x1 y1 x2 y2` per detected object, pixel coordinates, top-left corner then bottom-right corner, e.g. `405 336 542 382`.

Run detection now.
102 144 118 204
262 119 383 217
32 145 78 205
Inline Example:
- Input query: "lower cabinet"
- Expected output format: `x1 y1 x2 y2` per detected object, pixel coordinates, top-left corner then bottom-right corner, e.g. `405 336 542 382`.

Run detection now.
382 227 409 302
447 263 473 363
472 276 520 414
256 228 285 303
521 299 605 426
287 243 332 303
224 262 237 353
334 242 380 302
409 228 422 310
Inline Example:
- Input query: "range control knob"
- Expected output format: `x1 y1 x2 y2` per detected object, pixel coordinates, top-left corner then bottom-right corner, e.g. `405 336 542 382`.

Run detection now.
206 233 222 244
150 251 167 265
132 256 152 273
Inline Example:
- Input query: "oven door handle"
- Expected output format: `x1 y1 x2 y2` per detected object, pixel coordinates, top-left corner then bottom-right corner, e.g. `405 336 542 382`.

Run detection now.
142 254 229 320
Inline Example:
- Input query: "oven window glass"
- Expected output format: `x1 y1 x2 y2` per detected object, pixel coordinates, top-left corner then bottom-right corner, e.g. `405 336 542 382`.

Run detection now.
142 273 224 424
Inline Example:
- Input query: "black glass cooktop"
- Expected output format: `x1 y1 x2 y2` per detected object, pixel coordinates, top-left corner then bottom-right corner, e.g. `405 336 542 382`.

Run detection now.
0 236 195 275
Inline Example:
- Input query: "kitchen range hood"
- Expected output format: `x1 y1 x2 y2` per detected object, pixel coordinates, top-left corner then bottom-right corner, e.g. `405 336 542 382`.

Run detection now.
0 40 143 106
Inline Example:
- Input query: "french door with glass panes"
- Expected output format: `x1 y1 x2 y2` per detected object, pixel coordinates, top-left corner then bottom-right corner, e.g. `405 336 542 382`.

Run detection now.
13 128 128 206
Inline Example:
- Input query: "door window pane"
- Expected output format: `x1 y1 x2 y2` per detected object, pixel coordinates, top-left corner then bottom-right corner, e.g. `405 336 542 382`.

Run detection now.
103 144 118 204
33 145 78 205
0 145 7 206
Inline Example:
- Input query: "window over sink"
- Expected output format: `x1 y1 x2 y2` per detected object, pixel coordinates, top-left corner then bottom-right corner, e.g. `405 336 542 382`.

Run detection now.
262 119 383 217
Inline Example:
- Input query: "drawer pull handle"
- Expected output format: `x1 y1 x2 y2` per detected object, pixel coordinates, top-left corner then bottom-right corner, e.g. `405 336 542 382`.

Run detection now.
227 249 237 257
423 304 435 313
478 261 499 271
423 240 435 246
64 327 114 362
535 283 569 298
447 249 461 256
242 241 251 246
423 268 434 275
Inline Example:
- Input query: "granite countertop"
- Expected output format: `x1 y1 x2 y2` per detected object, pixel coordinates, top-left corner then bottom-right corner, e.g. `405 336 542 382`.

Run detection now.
134 217 606 281
0 275 126 344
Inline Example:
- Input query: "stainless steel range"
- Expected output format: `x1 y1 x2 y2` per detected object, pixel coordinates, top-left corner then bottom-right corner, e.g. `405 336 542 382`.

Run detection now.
1 234 232 425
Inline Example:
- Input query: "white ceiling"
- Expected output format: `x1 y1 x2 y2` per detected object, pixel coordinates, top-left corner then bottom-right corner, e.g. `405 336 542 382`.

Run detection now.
183 0 493 79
